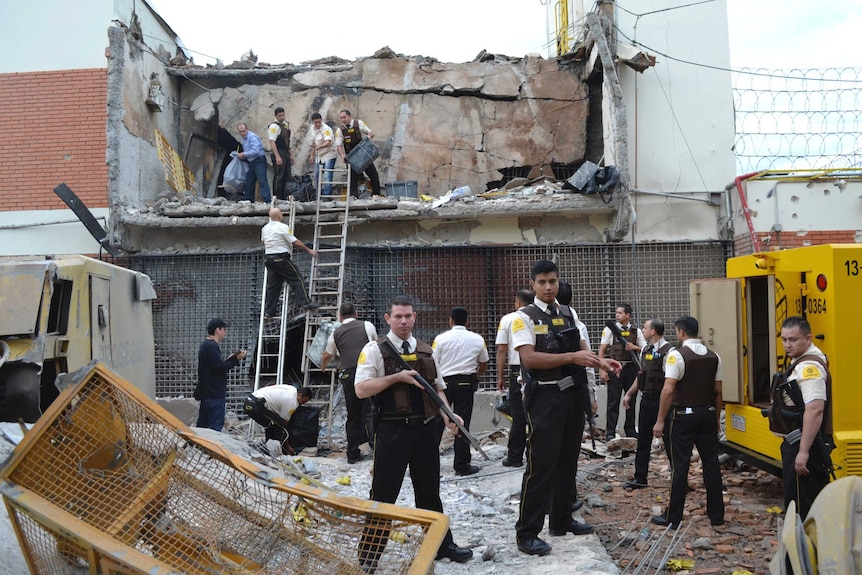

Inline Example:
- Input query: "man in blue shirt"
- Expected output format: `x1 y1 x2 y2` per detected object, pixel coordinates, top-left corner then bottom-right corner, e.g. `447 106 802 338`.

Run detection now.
237 123 272 203
196 317 247 431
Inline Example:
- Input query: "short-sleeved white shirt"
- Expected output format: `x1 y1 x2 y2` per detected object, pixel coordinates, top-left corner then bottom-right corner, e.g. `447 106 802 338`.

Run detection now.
310 122 338 162
324 318 378 358
510 298 581 351
261 219 297 255
355 331 446 390
252 384 299 421
788 343 828 404
600 322 648 349
432 326 489 377
495 310 523 365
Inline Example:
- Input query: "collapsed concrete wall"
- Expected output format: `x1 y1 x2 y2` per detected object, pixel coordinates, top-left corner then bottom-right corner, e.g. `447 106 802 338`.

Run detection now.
171 48 592 200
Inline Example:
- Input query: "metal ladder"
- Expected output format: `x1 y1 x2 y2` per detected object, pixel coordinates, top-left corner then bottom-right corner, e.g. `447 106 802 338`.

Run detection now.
252 197 298 393
300 162 352 446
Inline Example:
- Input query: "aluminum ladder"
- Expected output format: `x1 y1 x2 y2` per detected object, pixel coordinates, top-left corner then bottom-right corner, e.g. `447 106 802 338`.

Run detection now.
300 163 352 447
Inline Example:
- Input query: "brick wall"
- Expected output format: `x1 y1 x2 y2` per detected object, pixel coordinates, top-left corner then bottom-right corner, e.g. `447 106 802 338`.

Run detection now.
734 230 859 255
0 69 108 212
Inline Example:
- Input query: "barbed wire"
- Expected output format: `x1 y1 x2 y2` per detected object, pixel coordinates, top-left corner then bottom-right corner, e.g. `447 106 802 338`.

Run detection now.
734 67 862 173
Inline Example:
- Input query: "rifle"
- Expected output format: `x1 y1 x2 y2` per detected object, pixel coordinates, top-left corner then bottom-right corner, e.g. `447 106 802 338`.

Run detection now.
605 320 642 368
378 339 491 461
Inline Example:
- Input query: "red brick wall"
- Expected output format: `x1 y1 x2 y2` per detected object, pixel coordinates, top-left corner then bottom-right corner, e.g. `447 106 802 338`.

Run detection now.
734 230 858 255
0 69 108 212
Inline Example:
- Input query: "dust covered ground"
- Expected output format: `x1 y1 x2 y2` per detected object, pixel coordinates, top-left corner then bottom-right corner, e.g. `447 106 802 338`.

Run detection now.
1 422 784 574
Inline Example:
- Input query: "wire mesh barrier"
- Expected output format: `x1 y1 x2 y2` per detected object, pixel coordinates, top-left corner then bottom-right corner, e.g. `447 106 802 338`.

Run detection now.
0 363 447 575
734 67 862 173
113 241 728 410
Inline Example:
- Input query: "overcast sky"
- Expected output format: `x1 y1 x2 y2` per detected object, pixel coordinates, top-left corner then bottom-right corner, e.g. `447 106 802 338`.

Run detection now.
148 0 859 70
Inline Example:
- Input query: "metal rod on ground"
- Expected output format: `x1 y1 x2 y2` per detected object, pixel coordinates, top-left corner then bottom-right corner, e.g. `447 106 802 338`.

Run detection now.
652 520 694 575
609 510 645 552
617 515 651 571
630 524 671 575
623 531 656 575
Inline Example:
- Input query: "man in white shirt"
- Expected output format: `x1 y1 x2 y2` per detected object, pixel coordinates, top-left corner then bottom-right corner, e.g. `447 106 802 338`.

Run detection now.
308 112 338 197
243 384 311 455
496 289 534 467
261 207 318 318
335 109 381 198
433 306 489 476
599 303 647 439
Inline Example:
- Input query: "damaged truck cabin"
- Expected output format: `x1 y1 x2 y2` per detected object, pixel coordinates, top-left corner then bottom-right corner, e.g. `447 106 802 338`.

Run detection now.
0 256 156 423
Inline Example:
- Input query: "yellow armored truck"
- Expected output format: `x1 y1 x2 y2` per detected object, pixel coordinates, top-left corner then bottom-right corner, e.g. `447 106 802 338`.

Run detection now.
691 244 862 477
0 256 156 422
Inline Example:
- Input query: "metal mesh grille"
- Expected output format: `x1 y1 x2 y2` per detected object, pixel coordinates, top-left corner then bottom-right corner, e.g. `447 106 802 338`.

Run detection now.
115 241 729 402
1 364 446 575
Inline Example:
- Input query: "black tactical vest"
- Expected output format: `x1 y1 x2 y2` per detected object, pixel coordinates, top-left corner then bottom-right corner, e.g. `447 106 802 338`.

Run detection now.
519 304 587 385
671 346 719 407
340 120 363 153
269 122 290 150
609 324 639 361
640 341 672 394
375 338 439 419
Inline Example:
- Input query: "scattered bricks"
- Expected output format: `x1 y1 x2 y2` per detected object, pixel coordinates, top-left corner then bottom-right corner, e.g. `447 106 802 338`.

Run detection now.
714 544 735 554
698 568 722 574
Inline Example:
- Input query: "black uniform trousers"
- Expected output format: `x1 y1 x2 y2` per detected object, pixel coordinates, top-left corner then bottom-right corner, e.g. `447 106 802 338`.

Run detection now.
359 418 454 566
348 162 381 197
444 374 477 472
339 367 371 460
506 366 527 464
517 384 584 540
665 406 724 525
271 149 291 200
632 393 661 484
780 438 830 520
243 396 290 447
606 363 639 438
264 254 310 316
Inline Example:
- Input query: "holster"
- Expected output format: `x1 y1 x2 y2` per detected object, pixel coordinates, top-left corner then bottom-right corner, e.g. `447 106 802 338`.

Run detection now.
522 370 538 412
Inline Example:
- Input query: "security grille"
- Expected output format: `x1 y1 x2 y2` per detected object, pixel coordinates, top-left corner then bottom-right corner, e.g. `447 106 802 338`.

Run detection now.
115 241 729 413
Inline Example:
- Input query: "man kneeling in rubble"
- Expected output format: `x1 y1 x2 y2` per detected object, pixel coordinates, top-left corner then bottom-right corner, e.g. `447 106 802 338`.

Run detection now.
244 384 313 455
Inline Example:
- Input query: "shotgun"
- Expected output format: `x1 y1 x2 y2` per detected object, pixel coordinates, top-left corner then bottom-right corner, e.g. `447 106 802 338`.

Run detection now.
379 339 490 461
605 320 642 369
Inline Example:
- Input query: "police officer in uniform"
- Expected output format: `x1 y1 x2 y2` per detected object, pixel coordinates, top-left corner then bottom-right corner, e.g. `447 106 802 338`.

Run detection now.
599 303 647 439
771 316 833 519
622 318 671 490
335 109 381 198
651 316 724 528
511 260 621 556
495 289 534 467
267 107 291 200
354 295 472 568
321 302 378 463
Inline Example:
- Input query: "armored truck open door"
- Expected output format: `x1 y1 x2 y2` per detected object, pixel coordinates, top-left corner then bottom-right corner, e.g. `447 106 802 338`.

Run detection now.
693 244 862 478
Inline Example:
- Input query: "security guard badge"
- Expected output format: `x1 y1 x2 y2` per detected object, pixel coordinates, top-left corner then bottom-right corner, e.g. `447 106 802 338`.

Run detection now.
801 364 822 380
533 324 549 335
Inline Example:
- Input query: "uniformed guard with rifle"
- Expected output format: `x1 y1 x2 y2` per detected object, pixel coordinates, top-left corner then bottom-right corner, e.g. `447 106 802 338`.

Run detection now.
512 260 621 556
599 304 646 440
354 295 473 570
767 316 835 520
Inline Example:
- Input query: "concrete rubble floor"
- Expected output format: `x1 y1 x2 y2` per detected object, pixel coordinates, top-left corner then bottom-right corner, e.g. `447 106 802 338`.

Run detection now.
0 422 784 574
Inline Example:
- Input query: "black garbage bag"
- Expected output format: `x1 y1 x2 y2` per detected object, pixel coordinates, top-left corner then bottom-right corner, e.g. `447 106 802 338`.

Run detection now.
285 173 316 202
286 404 320 452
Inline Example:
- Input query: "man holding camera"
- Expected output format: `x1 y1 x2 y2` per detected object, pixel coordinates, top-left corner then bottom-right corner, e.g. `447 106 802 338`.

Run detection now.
511 260 621 556
771 316 833 519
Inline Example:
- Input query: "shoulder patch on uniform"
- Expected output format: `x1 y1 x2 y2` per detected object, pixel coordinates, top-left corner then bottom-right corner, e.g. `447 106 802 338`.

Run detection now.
801 364 822 380
431 340 437 349
357 351 367 365
512 317 526 333
666 355 677 366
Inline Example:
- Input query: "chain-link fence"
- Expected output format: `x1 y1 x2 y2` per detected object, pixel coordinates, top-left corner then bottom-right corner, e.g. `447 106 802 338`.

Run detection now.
115 241 729 413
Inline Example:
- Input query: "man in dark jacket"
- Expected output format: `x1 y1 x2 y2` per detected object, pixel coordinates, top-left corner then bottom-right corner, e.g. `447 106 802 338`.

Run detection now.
196 317 247 431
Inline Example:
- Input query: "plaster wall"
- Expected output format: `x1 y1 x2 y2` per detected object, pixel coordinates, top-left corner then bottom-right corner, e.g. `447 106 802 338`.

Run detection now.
736 179 862 235
610 0 736 196
0 209 110 256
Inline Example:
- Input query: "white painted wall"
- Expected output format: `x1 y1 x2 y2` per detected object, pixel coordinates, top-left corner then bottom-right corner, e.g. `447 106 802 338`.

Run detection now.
0 0 185 73
735 177 862 236
0 209 110 256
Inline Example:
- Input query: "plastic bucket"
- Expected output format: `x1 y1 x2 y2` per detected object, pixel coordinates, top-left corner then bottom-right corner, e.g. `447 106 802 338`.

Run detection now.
345 138 379 172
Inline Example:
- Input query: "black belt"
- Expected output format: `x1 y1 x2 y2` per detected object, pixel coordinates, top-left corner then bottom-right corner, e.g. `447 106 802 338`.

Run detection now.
641 392 661 399
379 415 440 426
673 405 715 415
266 254 290 261
444 374 475 385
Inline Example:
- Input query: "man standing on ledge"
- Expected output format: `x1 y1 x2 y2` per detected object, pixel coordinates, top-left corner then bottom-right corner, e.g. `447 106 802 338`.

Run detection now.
267 107 291 200
262 207 318 319
196 317 247 431
335 109 381 198
512 260 621 556
237 123 271 203
354 295 472 566
651 315 724 529
433 306 489 476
